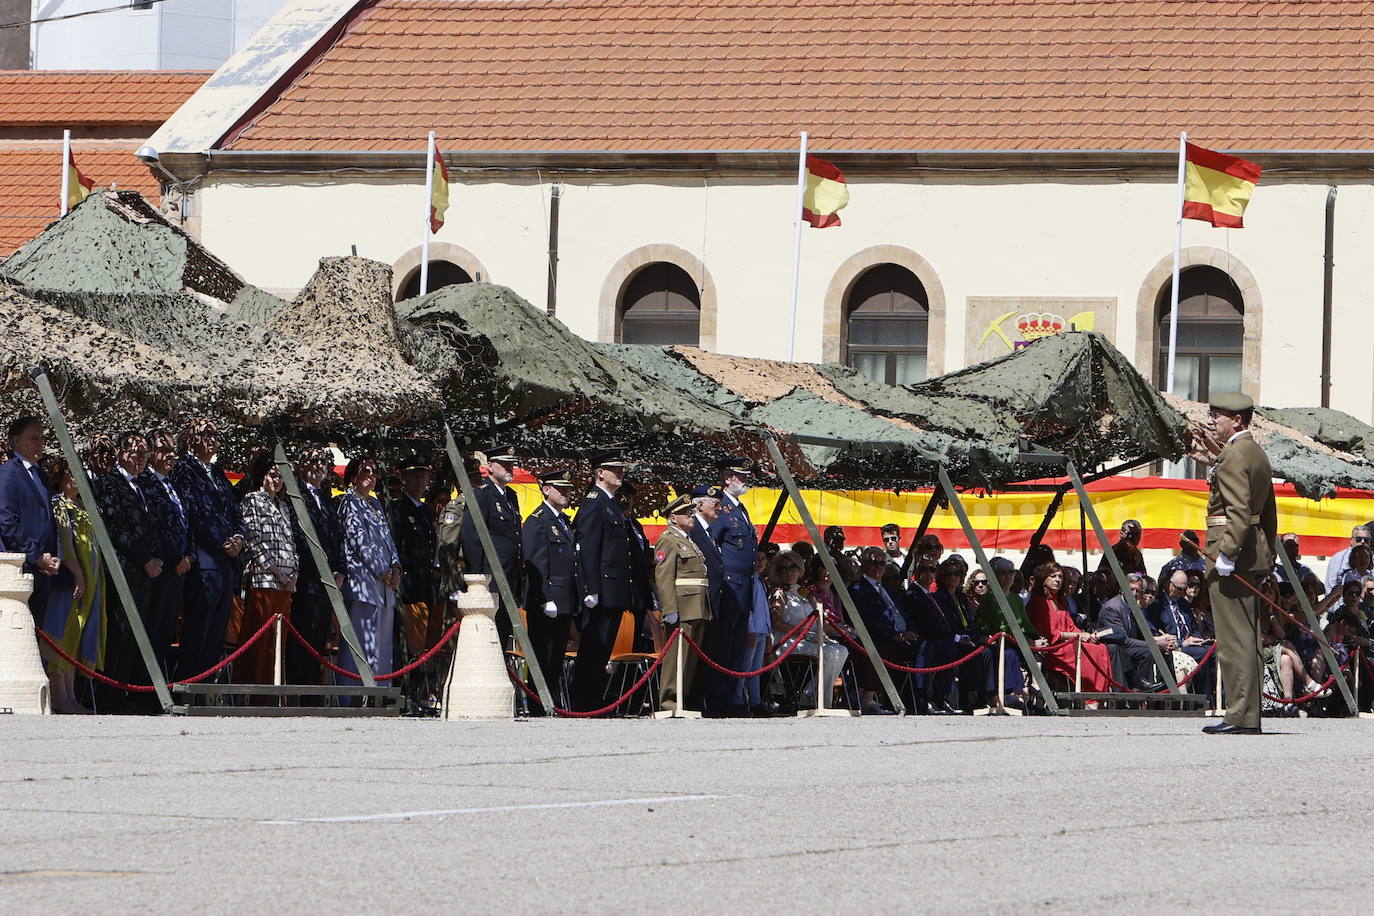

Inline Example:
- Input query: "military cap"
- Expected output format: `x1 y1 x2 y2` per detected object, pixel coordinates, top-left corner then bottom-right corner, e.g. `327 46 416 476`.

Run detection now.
483 445 518 463
1209 392 1253 413
537 469 573 488
660 494 694 517
396 453 432 474
717 457 754 476
590 448 628 469
690 484 725 500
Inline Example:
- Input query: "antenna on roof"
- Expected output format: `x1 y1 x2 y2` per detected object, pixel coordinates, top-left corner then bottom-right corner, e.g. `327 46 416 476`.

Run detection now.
351 244 357 256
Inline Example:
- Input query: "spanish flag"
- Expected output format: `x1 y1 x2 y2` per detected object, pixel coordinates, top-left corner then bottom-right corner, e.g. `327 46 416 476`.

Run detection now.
802 155 849 228
428 147 450 233
1183 143 1261 228
65 147 93 210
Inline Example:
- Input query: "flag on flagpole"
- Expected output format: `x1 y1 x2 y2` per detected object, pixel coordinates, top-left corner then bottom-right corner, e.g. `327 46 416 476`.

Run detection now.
65 146 93 210
428 146 450 233
802 155 849 228
1183 142 1261 228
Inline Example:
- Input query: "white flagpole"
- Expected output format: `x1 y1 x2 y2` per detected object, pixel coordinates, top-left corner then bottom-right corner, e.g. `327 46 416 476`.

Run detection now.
1165 131 1187 396
420 130 436 295
60 129 72 216
786 130 809 361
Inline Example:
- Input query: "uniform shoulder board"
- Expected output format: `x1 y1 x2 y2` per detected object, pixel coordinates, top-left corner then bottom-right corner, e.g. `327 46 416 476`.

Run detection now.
585 489 598 500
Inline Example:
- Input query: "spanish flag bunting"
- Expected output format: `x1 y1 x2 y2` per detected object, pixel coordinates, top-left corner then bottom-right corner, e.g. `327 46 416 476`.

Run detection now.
1183 142 1261 228
802 155 849 228
428 146 450 233
65 147 93 210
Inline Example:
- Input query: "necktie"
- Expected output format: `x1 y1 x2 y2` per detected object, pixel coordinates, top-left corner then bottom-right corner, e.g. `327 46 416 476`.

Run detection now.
26 463 48 502
556 512 571 538
1173 601 1186 638
163 478 185 518
129 475 146 508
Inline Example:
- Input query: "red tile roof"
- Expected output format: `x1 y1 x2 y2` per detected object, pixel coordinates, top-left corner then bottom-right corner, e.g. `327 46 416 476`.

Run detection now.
226 0 1374 153
0 70 210 127
0 146 161 254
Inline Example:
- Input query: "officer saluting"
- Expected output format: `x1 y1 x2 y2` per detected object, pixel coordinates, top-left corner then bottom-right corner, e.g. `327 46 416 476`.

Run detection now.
1201 392 1278 736
522 469 579 710
571 449 637 711
656 494 711 713
458 445 523 645
708 458 759 717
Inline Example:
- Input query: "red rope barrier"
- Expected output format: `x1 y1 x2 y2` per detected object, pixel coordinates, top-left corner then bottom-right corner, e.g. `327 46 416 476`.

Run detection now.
508 628 680 718
829 625 994 674
284 616 461 682
36 613 282 693
1263 673 1338 704
681 614 818 678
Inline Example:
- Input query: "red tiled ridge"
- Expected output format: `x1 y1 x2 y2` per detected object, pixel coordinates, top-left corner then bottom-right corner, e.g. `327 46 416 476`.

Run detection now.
228 0 1374 153
0 70 210 126
0 147 161 254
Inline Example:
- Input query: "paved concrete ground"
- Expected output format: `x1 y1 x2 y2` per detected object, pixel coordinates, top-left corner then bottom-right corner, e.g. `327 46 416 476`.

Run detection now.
2 714 1371 913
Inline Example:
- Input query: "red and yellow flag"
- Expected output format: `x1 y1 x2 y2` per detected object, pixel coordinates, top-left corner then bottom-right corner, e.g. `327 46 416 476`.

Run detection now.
1183 142 1261 228
428 147 450 233
64 147 93 210
802 155 849 228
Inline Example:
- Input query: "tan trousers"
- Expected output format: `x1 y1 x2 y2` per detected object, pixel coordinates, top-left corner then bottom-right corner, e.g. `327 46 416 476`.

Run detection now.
659 618 708 712
1210 572 1264 728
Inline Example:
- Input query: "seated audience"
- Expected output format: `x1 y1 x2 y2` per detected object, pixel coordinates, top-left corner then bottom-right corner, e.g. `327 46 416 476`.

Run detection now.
1026 562 1114 693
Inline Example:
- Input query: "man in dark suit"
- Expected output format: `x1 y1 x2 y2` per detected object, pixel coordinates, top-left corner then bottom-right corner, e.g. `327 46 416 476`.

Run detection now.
618 482 657 651
92 432 162 709
391 454 440 658
0 416 61 623
522 469 580 709
284 445 344 688
168 418 246 681
688 485 727 709
707 458 759 717
459 445 523 645
1149 568 1215 700
1098 573 1172 691
571 449 637 711
850 547 923 711
138 428 194 681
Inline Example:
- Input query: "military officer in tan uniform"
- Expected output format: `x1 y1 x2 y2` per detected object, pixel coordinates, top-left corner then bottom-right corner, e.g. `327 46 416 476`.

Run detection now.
655 494 712 713
1202 391 1278 735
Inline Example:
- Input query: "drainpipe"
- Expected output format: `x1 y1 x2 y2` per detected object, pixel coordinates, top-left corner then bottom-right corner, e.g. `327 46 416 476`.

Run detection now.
546 183 561 315
1321 186 1336 408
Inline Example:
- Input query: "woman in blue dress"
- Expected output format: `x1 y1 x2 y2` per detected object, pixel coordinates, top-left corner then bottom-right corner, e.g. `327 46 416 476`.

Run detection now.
337 455 401 686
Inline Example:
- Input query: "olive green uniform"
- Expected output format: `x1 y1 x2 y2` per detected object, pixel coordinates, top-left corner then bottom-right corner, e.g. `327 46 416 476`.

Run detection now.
1206 429 1278 729
655 523 711 712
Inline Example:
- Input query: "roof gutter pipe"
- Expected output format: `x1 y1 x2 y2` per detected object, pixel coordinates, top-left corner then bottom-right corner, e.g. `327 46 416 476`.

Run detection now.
1322 186 1336 408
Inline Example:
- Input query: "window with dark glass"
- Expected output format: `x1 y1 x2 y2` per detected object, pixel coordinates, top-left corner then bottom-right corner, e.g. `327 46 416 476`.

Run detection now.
845 263 928 385
1155 265 1244 403
397 261 472 301
618 262 701 346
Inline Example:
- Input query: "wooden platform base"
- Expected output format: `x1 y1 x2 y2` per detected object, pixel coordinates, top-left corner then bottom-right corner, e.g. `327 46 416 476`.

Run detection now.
171 684 403 717
1055 691 1208 717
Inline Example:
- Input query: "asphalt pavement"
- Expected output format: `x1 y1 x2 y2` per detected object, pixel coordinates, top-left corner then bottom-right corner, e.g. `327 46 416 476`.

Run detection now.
2 714 1372 913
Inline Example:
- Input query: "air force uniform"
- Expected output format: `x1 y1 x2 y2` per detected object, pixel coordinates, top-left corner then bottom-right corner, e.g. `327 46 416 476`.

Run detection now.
707 461 759 714
523 470 580 708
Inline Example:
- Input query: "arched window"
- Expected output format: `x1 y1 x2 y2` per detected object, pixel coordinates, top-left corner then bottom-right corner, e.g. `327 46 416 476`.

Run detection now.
617 262 701 345
845 263 928 385
396 260 473 301
1155 265 1244 402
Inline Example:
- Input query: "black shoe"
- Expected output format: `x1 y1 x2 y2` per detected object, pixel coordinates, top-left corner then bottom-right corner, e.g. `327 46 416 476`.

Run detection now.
749 704 779 718
929 700 961 715
1202 722 1262 735
1138 680 1166 693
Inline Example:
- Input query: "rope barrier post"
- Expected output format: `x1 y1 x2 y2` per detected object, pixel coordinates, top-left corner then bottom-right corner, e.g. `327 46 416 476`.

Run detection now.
1065 462 1180 693
762 434 906 714
442 421 555 715
653 624 701 719
26 365 175 712
1274 534 1357 715
1214 664 1223 717
1074 639 1082 695
936 465 1063 714
272 443 375 687
273 614 283 688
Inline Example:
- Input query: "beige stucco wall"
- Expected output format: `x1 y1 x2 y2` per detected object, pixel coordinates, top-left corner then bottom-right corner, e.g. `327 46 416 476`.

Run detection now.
194 171 1374 421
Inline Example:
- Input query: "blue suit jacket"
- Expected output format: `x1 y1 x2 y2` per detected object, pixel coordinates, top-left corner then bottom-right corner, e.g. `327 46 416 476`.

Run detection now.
0 455 57 570
1148 595 1200 641
849 577 909 642
138 469 192 567
709 495 758 606
168 454 245 571
687 520 725 616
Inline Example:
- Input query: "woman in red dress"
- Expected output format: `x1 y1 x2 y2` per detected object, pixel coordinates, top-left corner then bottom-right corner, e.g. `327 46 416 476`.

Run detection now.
1026 562 1113 692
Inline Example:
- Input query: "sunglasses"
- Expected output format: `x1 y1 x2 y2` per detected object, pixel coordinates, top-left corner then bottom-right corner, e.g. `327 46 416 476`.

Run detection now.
971 580 989 587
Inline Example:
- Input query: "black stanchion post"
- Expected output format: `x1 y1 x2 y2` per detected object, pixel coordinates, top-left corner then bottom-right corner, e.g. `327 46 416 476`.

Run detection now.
936 465 1063 715
761 434 907 714
441 421 555 714
900 491 944 580
1065 462 1179 693
1274 534 1357 713
759 489 789 546
27 366 175 712
272 442 376 687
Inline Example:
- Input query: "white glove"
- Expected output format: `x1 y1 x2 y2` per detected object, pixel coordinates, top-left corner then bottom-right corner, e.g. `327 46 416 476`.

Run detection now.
543 601 558 618
584 593 599 608
664 612 679 625
1215 553 1235 577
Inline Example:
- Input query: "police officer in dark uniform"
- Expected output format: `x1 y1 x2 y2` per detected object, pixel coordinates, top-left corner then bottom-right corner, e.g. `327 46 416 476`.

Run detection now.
522 469 579 709
571 449 636 711
459 446 523 645
618 481 658 651
390 454 439 658
708 458 759 716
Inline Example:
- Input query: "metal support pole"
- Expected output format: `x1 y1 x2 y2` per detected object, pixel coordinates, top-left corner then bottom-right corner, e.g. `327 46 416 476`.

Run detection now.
762 435 906 714
27 366 174 711
1029 487 1068 549
936 466 1063 714
1274 534 1357 713
546 182 561 315
1065 462 1179 693
441 421 554 713
759 488 789 545
272 443 375 686
900 491 943 580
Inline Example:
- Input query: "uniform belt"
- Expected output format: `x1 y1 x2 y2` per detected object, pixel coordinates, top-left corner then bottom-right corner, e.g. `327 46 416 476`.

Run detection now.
675 577 709 587
1207 514 1261 525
